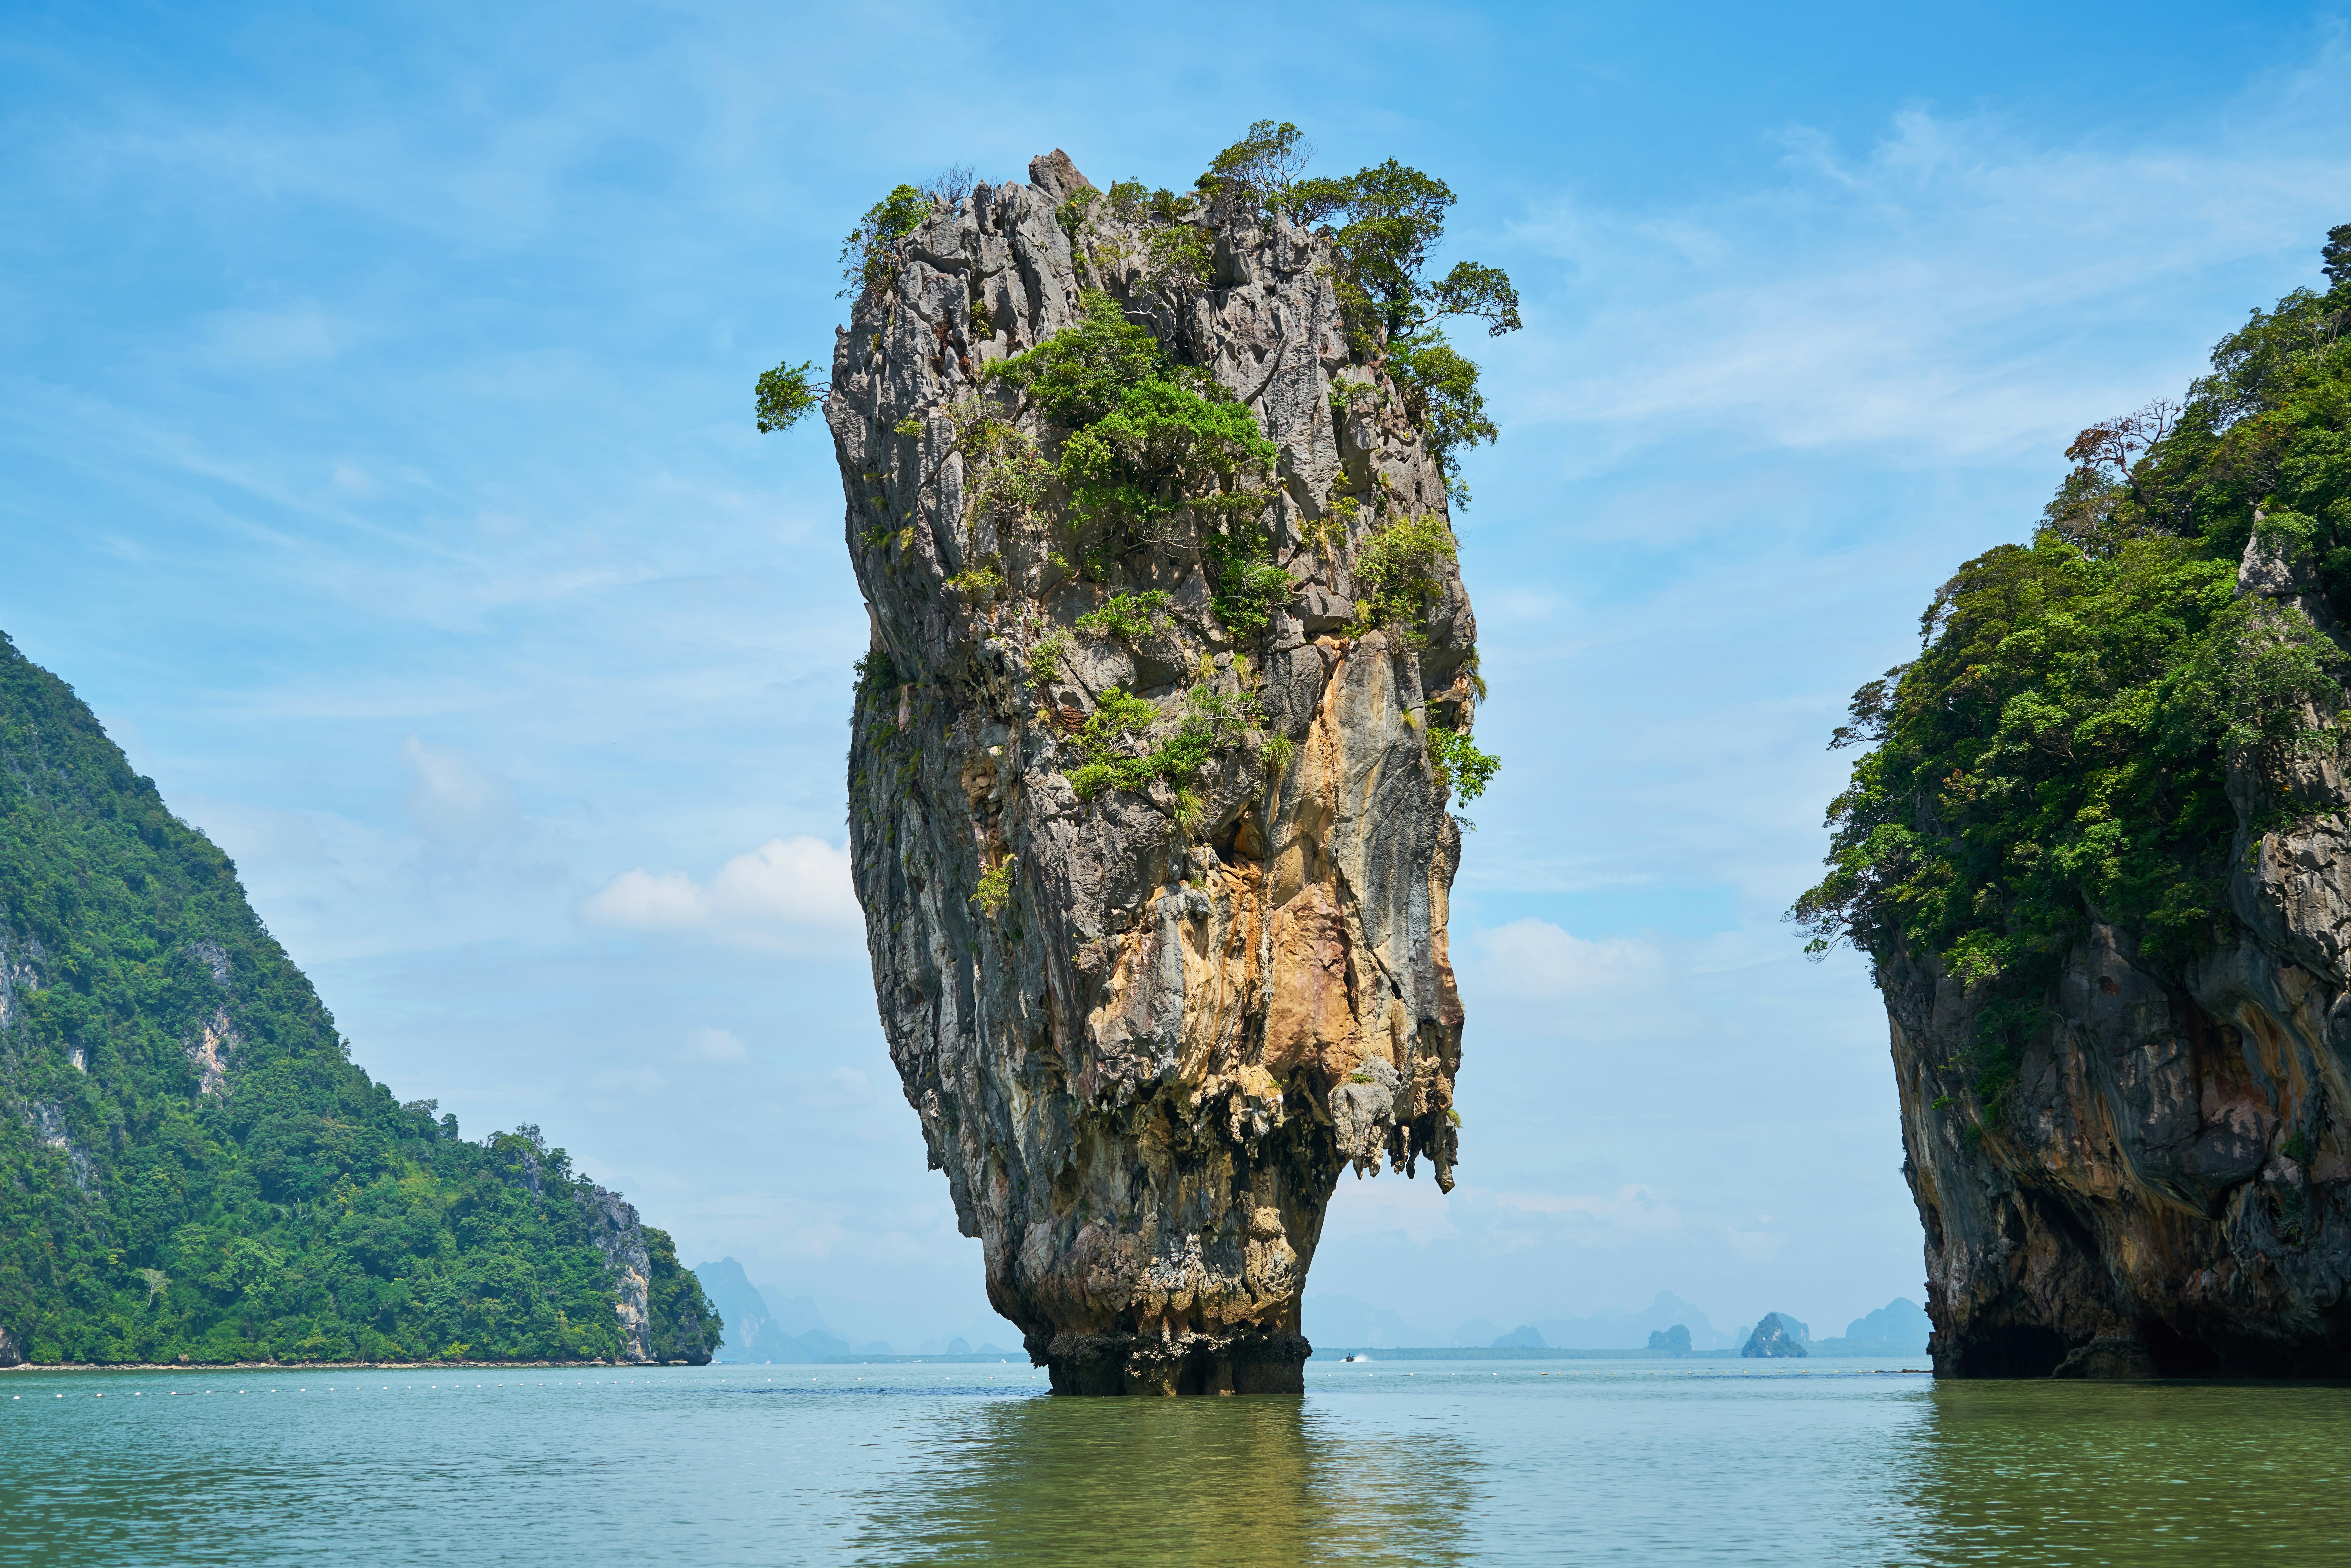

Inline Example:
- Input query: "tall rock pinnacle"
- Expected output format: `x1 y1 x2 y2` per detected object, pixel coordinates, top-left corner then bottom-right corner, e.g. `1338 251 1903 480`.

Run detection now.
826 150 1484 1394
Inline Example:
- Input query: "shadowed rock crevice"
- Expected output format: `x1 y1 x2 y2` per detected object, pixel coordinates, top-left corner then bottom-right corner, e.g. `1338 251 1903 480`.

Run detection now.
829 151 1480 1394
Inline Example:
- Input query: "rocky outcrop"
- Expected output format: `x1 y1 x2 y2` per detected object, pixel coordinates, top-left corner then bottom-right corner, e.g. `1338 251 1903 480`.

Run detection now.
832 153 1476 1394
1740 1313 1808 1358
1894 536 2351 1377
581 1186 653 1360
574 1181 717 1365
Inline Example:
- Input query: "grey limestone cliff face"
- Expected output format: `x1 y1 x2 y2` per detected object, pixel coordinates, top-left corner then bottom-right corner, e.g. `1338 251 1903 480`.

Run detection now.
1892 536 2351 1377
831 152 1477 1394
583 1185 656 1362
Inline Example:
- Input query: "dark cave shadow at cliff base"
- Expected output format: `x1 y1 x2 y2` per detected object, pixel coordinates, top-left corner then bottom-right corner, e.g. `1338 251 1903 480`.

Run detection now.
844 1396 1477 1566
1940 1312 2351 1379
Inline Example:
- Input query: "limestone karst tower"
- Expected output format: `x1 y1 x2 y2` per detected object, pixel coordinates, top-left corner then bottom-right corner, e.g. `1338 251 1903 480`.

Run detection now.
827 149 1491 1394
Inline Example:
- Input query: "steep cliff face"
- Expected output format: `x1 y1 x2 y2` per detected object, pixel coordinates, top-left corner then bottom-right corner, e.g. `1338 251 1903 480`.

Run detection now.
832 153 1478 1394
1891 536 2351 1377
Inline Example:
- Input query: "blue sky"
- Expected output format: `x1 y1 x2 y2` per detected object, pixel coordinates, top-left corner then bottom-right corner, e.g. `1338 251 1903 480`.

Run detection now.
5 0 2348 1348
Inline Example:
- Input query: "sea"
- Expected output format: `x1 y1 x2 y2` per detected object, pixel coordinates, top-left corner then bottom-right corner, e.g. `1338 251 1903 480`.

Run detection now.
5 1355 2347 1564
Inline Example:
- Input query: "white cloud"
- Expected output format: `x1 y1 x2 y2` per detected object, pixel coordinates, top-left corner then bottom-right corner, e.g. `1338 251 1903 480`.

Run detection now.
1502 53 2351 471
588 868 707 928
583 835 860 944
707 836 859 925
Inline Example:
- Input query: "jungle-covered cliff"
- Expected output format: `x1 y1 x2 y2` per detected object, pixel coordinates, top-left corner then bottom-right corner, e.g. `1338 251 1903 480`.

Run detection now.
776 126 1508 1393
1797 226 2351 1376
0 633 717 1367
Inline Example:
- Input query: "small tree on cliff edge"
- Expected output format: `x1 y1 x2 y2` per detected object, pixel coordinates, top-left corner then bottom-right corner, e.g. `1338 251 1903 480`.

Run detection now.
1194 124 1522 508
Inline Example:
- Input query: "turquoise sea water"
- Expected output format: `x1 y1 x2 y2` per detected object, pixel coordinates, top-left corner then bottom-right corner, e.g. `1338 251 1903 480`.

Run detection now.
5 1356 2348 1565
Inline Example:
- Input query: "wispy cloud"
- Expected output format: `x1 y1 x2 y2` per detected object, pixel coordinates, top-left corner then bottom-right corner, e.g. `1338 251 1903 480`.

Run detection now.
400 733 520 851
1501 40 2351 471
194 302 355 366
584 835 860 947
1471 918 1672 1004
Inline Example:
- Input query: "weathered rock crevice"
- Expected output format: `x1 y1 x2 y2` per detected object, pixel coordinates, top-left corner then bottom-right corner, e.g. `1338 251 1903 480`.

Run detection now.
832 152 1476 1394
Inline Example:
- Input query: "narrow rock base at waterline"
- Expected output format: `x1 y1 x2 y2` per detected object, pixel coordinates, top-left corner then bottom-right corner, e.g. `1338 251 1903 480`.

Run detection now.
1034 1329 1310 1396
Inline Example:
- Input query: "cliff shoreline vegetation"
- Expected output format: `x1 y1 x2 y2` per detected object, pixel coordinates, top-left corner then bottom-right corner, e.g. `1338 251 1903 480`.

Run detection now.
1794 225 2351 1378
0 634 718 1368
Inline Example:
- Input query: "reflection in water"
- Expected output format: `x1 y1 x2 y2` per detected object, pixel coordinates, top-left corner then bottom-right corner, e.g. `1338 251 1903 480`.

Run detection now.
1883 1382 2351 1564
18 1365 2351 1564
850 1396 1477 1567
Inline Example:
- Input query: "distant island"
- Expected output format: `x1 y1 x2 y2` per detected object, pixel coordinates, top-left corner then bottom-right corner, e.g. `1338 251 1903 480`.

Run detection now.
1306 1291 1931 1357
0 633 717 1367
1741 1313 1807 1358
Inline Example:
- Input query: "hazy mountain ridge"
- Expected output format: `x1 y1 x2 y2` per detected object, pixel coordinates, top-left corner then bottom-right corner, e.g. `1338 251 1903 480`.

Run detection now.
693 1257 1017 1361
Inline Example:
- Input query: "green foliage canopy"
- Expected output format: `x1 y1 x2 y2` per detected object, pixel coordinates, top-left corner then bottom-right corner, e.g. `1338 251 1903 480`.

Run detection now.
989 290 1279 558
1793 234 2351 1102
0 635 719 1366
840 183 932 296
1349 514 1459 639
1064 684 1263 802
1197 120 1314 210
1074 591 1174 643
1427 725 1500 805
754 360 825 434
1245 146 1522 504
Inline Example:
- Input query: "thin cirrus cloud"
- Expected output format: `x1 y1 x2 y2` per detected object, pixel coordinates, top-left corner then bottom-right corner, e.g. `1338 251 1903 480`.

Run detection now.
583 834 860 945
1468 917 1671 1004
192 302 354 367
1500 62 2351 472
399 733 520 850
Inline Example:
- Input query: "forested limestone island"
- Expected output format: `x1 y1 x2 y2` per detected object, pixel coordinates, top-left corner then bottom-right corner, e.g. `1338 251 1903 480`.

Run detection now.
1798 225 2351 1378
759 126 1508 1394
0 634 718 1367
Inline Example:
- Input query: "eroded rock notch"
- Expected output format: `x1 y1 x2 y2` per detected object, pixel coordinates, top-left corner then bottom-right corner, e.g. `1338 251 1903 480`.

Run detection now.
825 149 1491 1394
